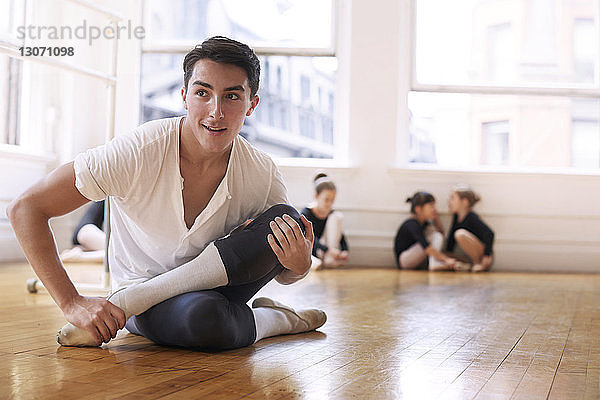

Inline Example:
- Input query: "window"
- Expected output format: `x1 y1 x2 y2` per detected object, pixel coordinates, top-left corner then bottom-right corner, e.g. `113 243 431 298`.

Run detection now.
574 19 595 83
141 0 337 159
571 99 600 168
0 0 25 146
481 121 509 166
572 120 600 168
0 55 22 145
410 0 600 170
487 24 512 82
143 0 333 49
300 75 311 101
1 0 120 155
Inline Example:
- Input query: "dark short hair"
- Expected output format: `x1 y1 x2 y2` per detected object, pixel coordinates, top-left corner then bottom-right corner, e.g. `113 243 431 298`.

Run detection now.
406 191 435 214
183 36 261 97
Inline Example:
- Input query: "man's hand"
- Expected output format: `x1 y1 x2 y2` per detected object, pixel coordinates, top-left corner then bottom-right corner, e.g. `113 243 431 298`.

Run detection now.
62 295 127 346
267 214 314 275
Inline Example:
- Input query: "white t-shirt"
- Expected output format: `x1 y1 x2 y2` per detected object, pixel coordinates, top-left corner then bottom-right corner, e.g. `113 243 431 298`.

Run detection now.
73 116 303 289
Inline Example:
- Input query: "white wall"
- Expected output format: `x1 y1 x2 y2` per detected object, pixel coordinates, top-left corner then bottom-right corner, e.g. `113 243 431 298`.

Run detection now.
2 0 599 272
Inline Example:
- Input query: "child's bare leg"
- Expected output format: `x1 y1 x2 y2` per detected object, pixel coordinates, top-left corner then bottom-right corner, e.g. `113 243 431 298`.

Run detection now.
454 229 484 262
454 229 491 271
76 224 106 251
399 243 427 269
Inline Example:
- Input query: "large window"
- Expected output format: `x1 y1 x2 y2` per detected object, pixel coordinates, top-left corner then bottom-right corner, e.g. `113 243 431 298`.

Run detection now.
0 0 25 146
141 0 337 159
410 0 600 170
0 0 119 154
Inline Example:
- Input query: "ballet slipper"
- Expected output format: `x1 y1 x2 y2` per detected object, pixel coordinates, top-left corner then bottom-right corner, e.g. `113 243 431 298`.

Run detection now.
252 297 326 333
57 288 130 347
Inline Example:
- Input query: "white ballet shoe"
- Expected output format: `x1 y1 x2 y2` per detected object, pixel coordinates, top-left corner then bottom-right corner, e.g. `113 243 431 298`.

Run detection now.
472 263 491 273
56 288 130 347
453 261 472 272
251 297 327 333
56 322 98 347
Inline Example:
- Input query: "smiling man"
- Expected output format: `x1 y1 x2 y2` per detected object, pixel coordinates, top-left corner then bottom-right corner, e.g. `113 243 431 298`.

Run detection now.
7 36 326 349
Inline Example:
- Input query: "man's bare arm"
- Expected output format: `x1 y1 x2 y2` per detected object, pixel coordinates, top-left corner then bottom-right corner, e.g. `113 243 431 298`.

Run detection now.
7 162 126 345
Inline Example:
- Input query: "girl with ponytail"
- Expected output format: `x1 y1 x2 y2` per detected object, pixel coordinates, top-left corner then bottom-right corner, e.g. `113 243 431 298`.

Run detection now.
301 172 349 269
445 184 494 272
394 191 457 270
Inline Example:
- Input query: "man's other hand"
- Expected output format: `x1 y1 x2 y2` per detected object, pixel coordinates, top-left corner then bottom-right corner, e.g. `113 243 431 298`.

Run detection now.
62 295 127 345
267 214 314 275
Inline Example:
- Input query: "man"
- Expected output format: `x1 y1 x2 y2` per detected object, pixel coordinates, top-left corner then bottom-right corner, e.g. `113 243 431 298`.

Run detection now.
7 36 326 349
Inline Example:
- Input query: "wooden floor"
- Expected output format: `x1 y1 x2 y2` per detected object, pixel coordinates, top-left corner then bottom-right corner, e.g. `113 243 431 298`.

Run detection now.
1 263 600 400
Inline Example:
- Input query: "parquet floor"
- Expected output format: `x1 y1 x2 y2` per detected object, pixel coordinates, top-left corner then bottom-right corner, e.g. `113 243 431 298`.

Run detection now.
1 262 599 399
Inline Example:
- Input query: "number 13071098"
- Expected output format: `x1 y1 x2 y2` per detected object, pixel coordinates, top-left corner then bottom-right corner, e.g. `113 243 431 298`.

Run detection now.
19 47 74 56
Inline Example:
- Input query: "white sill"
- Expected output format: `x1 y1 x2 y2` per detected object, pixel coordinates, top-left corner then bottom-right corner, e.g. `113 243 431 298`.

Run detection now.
0 144 56 163
390 162 600 177
274 156 356 170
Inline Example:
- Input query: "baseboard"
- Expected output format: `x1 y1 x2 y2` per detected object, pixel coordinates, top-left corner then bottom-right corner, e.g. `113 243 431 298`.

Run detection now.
344 234 600 273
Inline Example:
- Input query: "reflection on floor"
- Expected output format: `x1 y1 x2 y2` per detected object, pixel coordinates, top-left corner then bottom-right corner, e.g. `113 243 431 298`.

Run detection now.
1 262 599 399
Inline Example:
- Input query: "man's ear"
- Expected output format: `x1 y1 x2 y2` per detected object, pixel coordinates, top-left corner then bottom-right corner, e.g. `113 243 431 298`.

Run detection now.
246 95 260 116
181 86 188 110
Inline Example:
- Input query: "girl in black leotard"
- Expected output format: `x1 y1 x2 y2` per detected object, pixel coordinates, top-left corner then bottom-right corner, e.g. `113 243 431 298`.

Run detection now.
445 184 495 272
60 200 106 262
394 191 457 270
301 173 349 269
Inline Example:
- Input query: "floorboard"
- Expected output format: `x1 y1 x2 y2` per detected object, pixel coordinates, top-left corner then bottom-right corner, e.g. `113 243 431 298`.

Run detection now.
1 262 600 399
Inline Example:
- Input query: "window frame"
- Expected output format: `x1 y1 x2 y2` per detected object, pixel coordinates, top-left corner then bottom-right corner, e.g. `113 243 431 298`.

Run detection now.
407 0 600 174
139 0 341 162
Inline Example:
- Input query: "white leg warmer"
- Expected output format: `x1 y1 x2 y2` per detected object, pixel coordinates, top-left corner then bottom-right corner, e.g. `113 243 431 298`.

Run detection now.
57 242 228 347
109 242 228 316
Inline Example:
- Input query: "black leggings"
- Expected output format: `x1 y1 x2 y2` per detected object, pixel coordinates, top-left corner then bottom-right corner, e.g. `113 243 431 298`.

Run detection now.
125 204 304 350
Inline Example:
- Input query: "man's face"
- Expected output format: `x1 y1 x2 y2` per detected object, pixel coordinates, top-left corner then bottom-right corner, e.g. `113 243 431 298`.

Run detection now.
181 59 259 154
